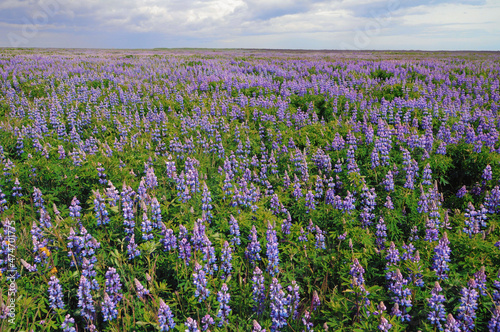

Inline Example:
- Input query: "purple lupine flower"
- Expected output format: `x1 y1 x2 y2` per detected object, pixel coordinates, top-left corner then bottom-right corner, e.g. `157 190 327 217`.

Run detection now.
473 266 487 296
270 194 281 215
427 281 446 330
127 234 140 260
122 200 135 235
229 215 241 246
135 278 150 300
178 225 192 265
349 258 370 313
342 191 356 213
77 275 95 321
252 266 266 315
221 241 233 279
246 225 261 265
302 310 313 331
312 290 321 311
160 222 177 251
20 259 37 272
292 175 303 199
33 187 45 209
298 227 308 249
141 212 153 241
158 299 176 331
456 279 479 332
193 262 210 301
384 195 394 210
485 186 500 213
425 200 440 243
387 269 412 322
386 242 400 266
96 163 107 185
201 314 214 331
102 292 118 321
288 280 300 320
82 257 99 291
489 307 500 332
383 171 394 192
201 182 213 221
432 232 451 280
444 314 461 332
281 212 292 236
201 235 218 275
217 283 231 327
48 276 64 309
104 267 122 306
463 202 487 237
93 190 109 226
314 175 324 199
456 185 468 198
185 317 200 332
376 217 388 250
12 178 22 197
252 320 266 332
151 196 162 227
61 314 76 332
315 225 325 249
69 197 82 220
270 278 289 331
422 163 433 186
482 164 493 182
378 317 392 331
58 145 66 159
305 190 316 213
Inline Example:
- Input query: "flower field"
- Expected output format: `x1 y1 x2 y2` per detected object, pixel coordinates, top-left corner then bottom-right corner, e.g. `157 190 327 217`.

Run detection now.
0 49 499 331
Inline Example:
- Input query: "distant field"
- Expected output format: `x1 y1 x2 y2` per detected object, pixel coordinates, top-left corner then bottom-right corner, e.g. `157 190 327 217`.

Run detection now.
0 49 499 331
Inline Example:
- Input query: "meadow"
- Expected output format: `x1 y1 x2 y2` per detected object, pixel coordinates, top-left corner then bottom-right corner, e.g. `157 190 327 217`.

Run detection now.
0 49 499 331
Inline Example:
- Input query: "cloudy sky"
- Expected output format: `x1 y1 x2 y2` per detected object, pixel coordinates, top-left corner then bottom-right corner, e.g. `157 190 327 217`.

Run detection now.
0 0 498 50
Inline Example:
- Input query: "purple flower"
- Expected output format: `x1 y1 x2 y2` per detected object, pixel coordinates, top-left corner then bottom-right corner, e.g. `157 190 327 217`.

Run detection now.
160 222 177 251
266 222 279 276
93 190 109 226
432 232 451 280
134 278 150 300
69 196 82 219
349 258 370 312
220 241 233 279
193 262 210 302
270 278 289 331
141 212 153 241
200 314 214 331
305 190 316 213
482 164 493 181
217 283 231 327
185 317 200 332
456 185 468 198
376 217 387 250
456 280 479 332
444 314 461 332
378 317 392 331
158 299 175 331
77 275 95 321
312 290 321 311
104 267 122 305
127 234 140 260
61 314 76 332
427 281 446 330
102 292 118 321
48 276 64 309
229 215 241 245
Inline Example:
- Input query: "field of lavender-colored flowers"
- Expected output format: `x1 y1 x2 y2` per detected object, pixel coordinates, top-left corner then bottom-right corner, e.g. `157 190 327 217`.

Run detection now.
0 49 499 331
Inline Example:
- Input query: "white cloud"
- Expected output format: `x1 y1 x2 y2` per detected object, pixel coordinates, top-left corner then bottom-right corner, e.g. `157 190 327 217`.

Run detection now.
0 0 498 49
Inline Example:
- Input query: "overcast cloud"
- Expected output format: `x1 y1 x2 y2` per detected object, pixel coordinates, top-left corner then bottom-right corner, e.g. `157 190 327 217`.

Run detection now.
0 0 498 50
